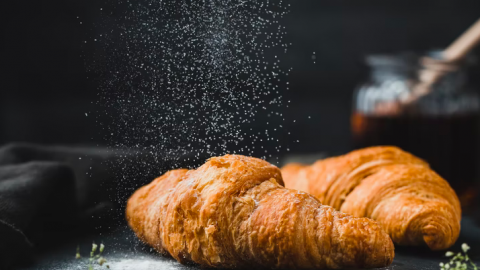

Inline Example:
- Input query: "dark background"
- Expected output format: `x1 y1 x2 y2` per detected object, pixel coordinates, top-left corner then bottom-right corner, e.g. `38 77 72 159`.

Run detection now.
1 0 480 156
1 3 480 269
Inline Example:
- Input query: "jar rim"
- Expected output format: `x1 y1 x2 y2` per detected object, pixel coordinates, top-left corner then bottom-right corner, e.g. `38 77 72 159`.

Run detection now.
365 52 419 70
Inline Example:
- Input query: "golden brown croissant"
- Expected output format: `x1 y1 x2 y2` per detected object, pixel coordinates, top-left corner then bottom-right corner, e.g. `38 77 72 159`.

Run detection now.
281 146 461 250
127 154 394 269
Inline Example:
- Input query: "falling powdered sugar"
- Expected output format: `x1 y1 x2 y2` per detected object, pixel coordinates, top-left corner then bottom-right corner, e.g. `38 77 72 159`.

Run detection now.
88 0 290 159
81 0 292 226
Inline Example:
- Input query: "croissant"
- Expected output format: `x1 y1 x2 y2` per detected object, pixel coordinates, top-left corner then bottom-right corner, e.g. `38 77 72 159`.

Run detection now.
281 146 461 250
127 154 394 269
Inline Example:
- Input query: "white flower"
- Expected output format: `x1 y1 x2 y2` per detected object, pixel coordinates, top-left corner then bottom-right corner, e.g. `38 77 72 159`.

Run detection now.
445 263 450 269
98 257 107 266
445 251 454 257
99 244 105 253
461 243 470 253
75 245 81 259
92 243 98 253
439 262 444 267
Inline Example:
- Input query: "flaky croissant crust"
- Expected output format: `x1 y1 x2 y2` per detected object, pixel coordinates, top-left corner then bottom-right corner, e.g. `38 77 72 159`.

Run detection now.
282 146 461 250
127 155 394 269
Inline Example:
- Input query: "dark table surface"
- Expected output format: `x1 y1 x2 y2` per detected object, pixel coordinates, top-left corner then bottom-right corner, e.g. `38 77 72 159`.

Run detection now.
16 216 480 270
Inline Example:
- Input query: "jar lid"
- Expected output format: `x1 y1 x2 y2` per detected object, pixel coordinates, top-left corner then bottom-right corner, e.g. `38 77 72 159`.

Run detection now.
366 53 418 69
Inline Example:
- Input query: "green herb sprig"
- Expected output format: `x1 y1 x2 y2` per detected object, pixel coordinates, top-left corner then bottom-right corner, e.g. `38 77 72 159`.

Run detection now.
75 243 110 269
440 243 478 270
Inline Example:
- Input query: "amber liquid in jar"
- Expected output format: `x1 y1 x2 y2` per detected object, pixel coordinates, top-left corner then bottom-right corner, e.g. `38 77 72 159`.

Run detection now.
353 52 480 209
352 112 480 208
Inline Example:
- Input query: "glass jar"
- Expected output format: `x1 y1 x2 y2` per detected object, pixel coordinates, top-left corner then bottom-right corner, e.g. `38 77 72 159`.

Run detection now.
351 52 480 209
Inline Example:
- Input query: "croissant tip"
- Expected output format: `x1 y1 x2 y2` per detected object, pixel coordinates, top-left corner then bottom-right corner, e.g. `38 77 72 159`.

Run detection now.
422 223 457 251
362 233 395 268
380 240 395 267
